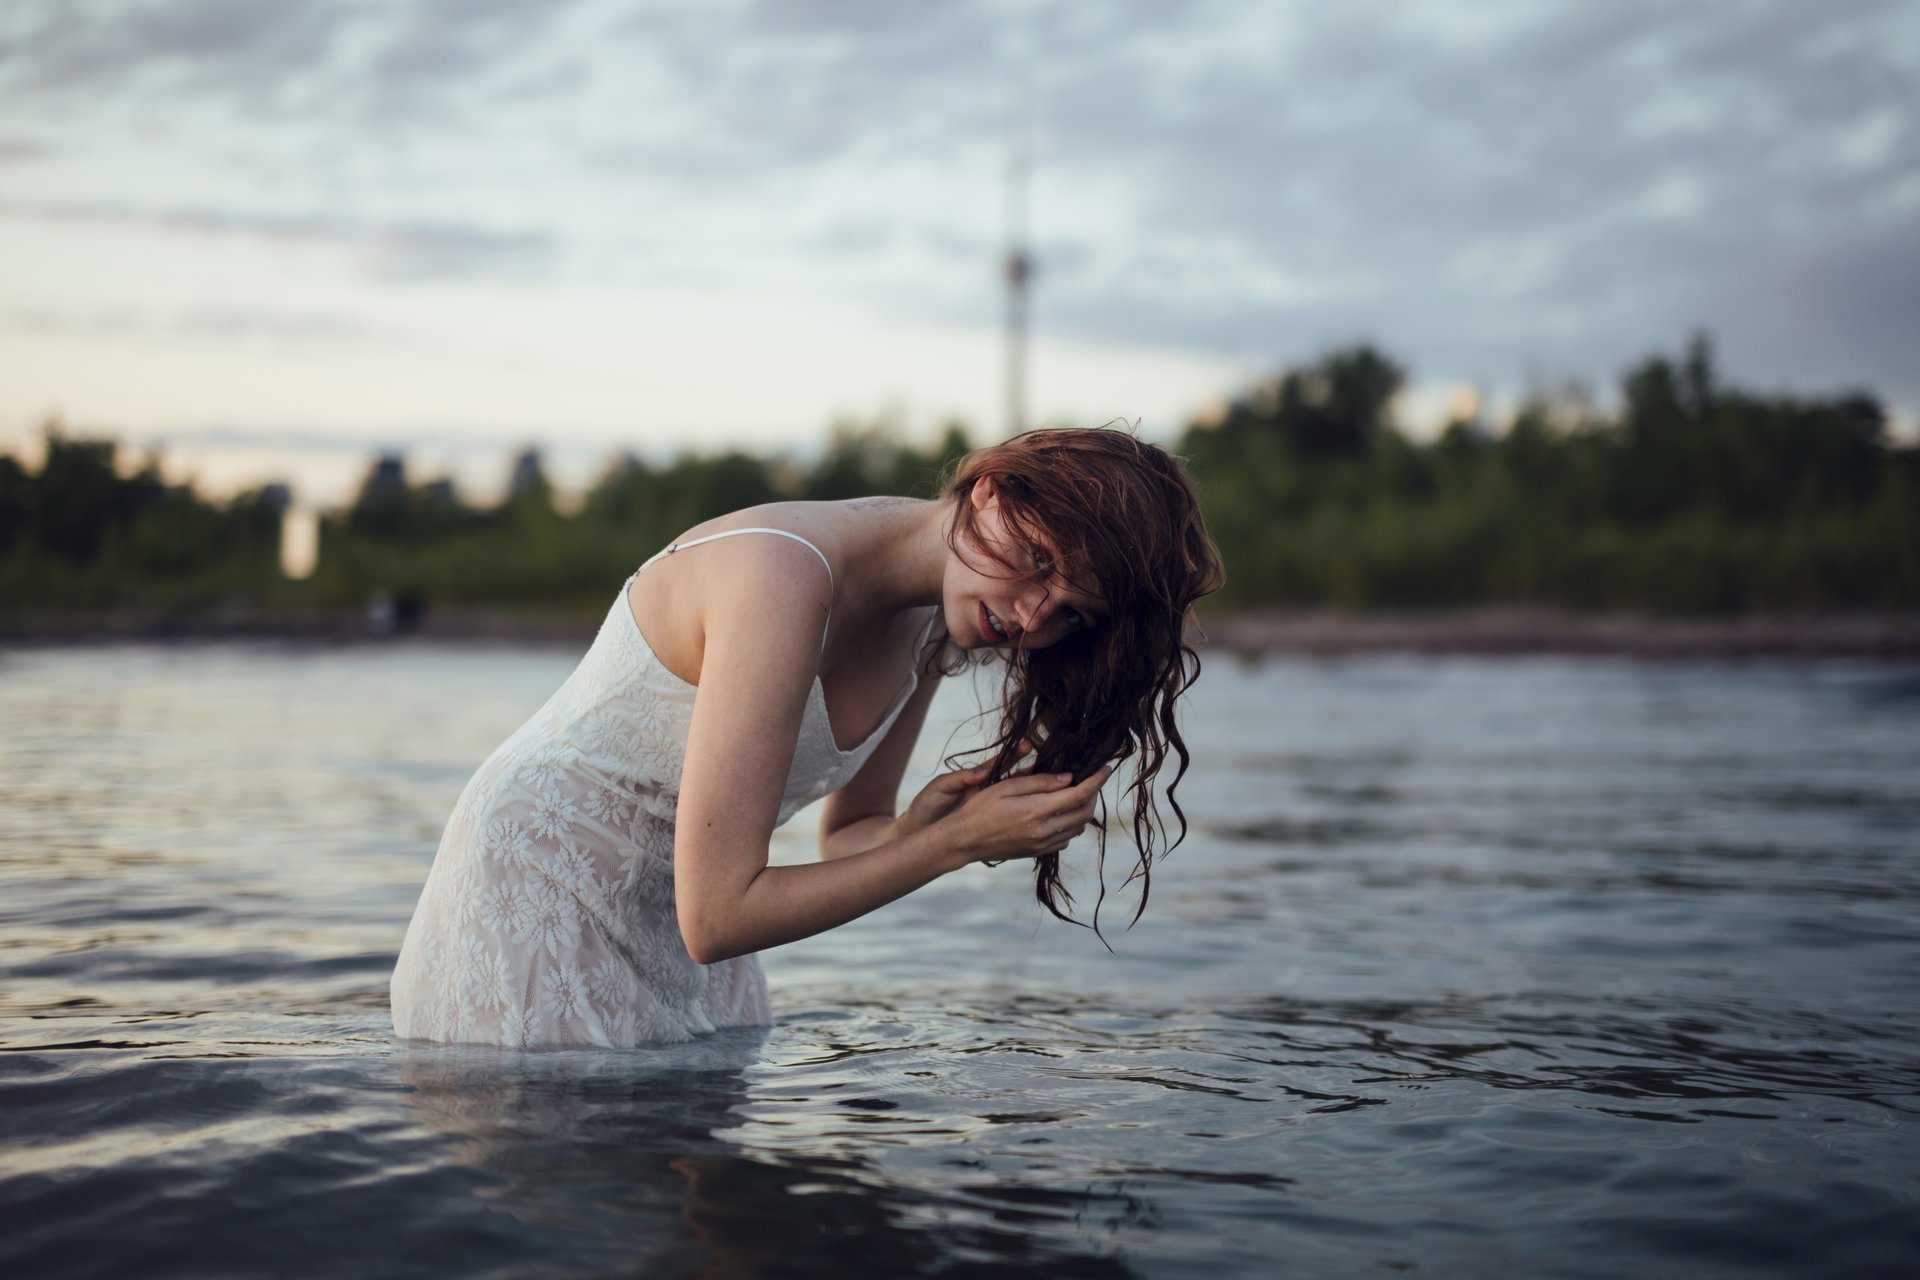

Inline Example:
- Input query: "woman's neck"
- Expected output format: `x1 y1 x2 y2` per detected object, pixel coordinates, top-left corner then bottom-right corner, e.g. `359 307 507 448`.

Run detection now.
836 496 952 616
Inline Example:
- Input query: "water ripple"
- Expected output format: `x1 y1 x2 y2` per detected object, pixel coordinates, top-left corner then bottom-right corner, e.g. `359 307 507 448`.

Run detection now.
0 647 1916 1278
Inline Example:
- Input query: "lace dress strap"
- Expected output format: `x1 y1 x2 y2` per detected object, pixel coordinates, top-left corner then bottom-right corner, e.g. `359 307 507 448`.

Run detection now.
636 527 835 652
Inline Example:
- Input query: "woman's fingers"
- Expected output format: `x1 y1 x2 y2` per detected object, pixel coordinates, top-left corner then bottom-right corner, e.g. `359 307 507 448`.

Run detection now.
935 762 993 793
1042 765 1111 812
1001 762 1111 796
1037 802 1103 848
955 761 1114 862
993 770 1077 796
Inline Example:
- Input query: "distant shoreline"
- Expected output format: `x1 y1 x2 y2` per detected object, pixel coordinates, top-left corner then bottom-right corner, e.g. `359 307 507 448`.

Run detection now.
5 608 1919 659
1199 610 1920 660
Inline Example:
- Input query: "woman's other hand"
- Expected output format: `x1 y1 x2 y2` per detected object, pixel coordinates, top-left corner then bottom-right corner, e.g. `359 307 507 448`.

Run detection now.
895 741 1031 839
940 763 1114 866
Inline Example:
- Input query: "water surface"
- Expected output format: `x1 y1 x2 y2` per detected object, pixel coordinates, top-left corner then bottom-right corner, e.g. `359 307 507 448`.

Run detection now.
2 643 1916 1277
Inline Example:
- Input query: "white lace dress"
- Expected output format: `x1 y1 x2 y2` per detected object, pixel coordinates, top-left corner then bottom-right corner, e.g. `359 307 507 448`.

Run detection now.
390 528 936 1048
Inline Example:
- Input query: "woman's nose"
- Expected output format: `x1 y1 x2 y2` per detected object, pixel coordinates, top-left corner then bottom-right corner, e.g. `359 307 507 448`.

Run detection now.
1013 587 1047 633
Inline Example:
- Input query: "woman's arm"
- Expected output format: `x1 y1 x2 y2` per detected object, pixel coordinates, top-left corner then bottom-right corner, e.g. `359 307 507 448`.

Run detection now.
671 546 968 964
816 814 894 862
671 545 1101 964
687 771 1101 964
817 665 941 861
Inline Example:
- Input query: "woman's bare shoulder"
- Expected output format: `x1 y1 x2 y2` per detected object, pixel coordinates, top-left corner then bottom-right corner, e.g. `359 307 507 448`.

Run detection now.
628 510 836 685
667 500 845 557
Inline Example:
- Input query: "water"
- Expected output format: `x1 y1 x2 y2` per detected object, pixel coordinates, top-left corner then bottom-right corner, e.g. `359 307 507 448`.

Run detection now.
2 642 1917 1278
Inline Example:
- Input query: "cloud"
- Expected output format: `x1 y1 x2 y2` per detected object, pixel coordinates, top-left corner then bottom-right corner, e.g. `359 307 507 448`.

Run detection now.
4 303 381 344
0 0 364 114
0 0 1913 411
0 199 557 283
0 136 48 163
353 0 591 129
583 0 1006 186
1012 1 1920 398
575 0 1920 401
0 0 598 131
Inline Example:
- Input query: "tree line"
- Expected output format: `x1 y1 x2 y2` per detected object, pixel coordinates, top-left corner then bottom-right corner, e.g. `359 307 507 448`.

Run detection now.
1179 336 1916 611
2 335 1914 622
0 434 286 615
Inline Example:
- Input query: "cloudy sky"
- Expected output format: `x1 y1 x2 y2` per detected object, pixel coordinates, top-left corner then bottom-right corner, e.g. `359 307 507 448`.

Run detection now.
3 0 1916 505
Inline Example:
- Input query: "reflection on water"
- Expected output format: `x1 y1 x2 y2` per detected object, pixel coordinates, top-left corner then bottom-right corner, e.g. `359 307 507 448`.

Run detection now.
398 1031 1138 1276
1 644 1917 1277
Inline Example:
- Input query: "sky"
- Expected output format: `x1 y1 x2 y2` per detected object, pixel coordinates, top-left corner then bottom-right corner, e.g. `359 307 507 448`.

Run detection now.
2 0 1916 507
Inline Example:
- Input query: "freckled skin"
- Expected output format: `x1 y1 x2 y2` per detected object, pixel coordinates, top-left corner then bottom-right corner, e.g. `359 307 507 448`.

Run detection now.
942 477 1107 653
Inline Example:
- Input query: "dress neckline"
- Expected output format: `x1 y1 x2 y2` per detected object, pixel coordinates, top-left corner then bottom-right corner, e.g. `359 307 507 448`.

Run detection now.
620 590 934 757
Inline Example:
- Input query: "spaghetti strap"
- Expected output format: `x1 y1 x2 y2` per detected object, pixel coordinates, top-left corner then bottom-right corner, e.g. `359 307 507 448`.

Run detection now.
635 527 835 651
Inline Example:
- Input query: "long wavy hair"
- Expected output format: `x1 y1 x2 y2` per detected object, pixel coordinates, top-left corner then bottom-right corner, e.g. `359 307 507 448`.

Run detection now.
933 426 1225 937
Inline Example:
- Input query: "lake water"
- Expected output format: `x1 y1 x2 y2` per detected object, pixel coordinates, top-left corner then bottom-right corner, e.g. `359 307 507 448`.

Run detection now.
2 641 1917 1278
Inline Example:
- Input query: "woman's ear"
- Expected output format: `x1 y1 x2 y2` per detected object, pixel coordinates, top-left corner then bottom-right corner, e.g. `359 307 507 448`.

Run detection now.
970 475 998 513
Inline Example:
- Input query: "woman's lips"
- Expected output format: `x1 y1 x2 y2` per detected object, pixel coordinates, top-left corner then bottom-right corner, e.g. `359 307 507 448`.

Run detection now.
978 602 1001 645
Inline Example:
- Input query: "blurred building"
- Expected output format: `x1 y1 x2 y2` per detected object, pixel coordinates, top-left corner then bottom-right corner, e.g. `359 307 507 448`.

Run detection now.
358 452 408 506
508 447 547 499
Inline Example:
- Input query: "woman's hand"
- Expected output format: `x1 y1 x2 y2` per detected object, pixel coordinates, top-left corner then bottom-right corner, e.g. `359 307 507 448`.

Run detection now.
939 764 1114 867
894 742 1033 840
896 763 992 840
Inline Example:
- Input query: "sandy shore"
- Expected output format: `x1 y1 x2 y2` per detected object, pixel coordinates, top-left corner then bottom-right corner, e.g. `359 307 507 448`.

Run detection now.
5 608 1920 658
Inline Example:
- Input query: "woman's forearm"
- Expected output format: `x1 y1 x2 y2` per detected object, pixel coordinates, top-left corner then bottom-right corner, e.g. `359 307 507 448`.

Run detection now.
818 813 896 861
683 822 967 964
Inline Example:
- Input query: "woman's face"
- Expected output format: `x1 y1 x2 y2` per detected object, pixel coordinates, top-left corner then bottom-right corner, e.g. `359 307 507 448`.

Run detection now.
945 477 1109 652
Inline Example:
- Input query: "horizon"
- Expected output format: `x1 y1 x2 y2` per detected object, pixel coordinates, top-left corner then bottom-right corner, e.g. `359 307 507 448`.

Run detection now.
12 337 1912 516
5 1 1916 509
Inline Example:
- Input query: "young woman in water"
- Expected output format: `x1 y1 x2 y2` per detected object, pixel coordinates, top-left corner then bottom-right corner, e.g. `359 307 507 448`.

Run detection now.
390 427 1224 1047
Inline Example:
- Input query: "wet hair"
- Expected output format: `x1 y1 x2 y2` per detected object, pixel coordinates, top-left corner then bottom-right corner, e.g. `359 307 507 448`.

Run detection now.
932 425 1226 937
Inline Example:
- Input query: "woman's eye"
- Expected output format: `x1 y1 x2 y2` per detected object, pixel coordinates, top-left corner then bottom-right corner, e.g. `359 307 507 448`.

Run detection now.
1031 544 1054 571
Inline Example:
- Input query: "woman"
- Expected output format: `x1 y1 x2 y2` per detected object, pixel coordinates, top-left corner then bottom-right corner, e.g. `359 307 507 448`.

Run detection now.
390 427 1224 1048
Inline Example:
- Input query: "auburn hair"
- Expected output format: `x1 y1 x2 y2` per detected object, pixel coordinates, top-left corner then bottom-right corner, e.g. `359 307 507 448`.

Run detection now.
933 426 1225 936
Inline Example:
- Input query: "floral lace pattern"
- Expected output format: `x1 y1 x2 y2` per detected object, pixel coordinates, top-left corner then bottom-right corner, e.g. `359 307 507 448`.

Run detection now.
391 574 934 1048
